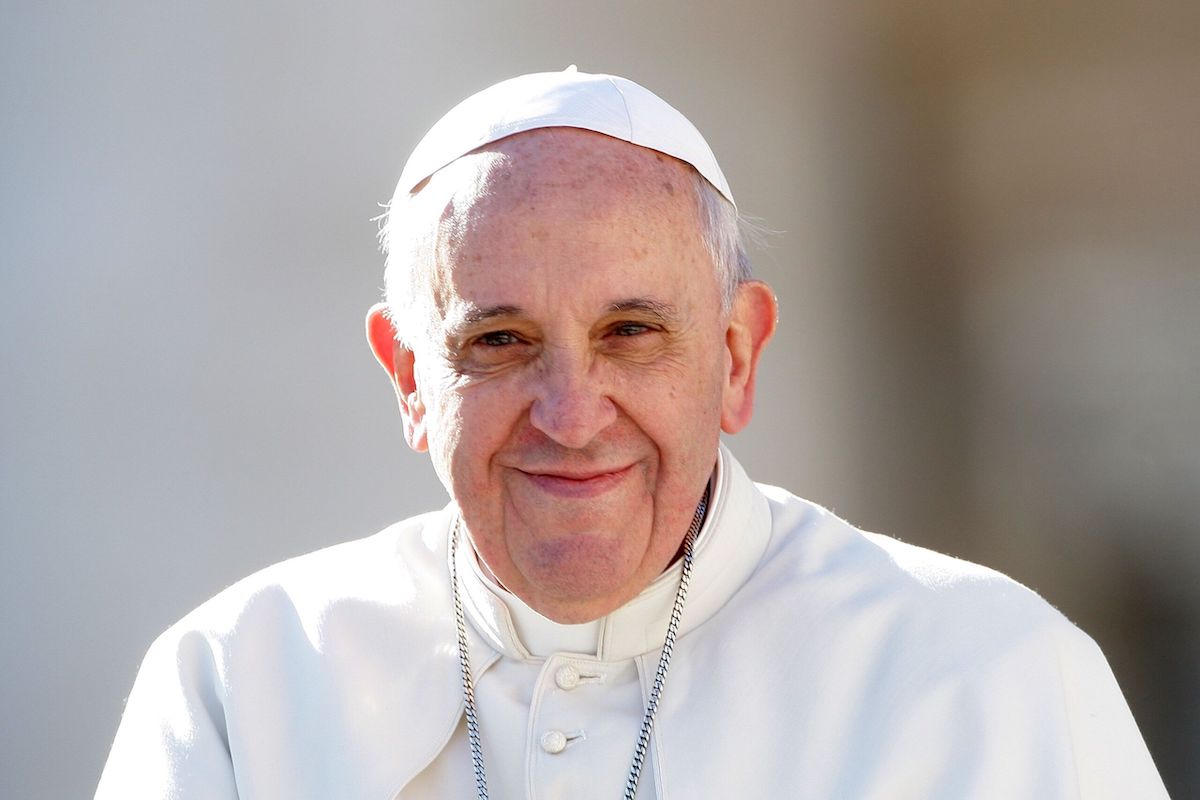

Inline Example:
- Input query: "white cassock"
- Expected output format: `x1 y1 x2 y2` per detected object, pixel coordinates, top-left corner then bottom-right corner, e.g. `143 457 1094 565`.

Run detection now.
97 446 1168 799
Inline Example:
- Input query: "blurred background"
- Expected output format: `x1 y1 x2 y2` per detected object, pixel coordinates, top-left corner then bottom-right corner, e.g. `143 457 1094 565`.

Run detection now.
2 1 1196 796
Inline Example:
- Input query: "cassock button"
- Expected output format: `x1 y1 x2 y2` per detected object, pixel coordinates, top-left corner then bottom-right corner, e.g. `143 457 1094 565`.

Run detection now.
555 664 581 690
540 730 568 754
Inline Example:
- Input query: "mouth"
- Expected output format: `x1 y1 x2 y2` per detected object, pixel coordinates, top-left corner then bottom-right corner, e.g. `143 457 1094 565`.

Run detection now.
516 463 635 498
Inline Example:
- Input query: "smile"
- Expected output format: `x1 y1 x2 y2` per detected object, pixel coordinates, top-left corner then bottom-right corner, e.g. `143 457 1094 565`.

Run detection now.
516 464 634 498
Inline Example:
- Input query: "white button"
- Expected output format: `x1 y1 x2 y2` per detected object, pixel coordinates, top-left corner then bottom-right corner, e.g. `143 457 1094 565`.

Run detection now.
555 664 581 690
540 730 568 754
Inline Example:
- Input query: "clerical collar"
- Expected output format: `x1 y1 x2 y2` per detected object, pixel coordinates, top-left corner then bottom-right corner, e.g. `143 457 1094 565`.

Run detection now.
456 443 774 663
472 565 604 657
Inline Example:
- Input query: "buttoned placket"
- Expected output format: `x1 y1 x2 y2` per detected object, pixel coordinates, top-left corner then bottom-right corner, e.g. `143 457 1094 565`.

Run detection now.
524 654 646 799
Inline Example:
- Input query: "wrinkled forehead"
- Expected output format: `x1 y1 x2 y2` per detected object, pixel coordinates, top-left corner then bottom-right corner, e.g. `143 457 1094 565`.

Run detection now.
411 130 712 314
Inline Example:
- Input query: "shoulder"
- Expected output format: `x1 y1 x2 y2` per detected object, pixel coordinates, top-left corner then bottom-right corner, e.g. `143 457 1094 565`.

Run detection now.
149 507 455 666
102 508 470 797
688 478 1167 797
750 482 1083 655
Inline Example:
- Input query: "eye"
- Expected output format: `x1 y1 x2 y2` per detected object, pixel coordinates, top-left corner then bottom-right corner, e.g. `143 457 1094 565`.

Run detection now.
477 330 521 347
610 322 652 337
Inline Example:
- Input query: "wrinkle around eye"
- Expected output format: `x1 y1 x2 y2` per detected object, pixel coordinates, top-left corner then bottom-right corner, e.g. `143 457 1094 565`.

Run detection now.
451 330 539 375
598 324 673 363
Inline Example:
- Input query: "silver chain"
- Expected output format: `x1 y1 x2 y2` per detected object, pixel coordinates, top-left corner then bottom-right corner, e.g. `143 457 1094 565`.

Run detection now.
452 524 492 799
451 487 708 800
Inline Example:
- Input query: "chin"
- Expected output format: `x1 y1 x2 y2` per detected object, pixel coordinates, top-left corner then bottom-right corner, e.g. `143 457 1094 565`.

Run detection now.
518 537 640 607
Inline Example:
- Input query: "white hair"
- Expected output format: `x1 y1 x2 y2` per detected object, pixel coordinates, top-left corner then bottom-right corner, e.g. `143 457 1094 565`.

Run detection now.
377 168 752 347
689 170 754 310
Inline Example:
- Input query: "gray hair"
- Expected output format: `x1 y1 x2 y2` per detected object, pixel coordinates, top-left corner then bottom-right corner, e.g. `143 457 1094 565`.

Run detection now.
378 169 752 347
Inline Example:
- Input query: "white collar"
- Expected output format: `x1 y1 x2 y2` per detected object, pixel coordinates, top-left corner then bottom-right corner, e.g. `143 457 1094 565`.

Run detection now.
457 443 772 662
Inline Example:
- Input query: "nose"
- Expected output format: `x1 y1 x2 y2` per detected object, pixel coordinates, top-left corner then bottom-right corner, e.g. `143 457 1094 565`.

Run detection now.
528 348 618 449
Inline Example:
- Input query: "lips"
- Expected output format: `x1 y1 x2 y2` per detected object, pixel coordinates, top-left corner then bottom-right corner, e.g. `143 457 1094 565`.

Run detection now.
517 463 634 498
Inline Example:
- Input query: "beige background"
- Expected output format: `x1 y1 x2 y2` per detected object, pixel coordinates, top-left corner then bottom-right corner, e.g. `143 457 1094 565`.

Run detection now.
1 1 1196 797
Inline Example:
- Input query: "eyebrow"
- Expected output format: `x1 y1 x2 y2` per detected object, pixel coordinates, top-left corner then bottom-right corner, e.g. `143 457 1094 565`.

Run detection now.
607 298 679 322
459 304 524 326
457 298 678 326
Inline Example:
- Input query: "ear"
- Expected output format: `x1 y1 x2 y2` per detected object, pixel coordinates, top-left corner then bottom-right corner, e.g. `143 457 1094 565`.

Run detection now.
720 281 777 434
365 302 428 452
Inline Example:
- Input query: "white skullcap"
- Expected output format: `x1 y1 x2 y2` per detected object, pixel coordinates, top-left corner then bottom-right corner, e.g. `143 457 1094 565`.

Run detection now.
395 66 735 208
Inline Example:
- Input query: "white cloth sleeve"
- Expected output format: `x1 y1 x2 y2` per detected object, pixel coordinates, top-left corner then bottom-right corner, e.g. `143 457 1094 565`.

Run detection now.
95 628 239 799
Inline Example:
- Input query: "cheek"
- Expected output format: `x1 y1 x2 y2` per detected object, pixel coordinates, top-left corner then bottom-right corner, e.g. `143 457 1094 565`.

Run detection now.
655 349 727 460
420 379 467 490
429 382 522 489
636 342 726 421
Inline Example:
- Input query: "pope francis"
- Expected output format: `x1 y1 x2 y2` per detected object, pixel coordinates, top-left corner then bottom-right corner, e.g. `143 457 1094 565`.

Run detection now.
96 69 1169 799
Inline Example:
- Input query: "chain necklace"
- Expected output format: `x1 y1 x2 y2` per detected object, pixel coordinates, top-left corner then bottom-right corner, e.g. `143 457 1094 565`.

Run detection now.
451 487 709 800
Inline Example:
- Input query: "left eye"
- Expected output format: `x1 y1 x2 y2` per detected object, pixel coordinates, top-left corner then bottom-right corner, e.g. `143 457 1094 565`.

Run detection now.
611 323 650 337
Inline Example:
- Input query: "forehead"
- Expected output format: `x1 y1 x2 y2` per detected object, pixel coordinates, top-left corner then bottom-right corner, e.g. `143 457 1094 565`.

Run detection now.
429 128 700 235
417 129 714 317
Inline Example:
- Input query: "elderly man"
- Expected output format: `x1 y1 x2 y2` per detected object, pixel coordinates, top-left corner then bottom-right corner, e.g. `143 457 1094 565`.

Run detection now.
98 69 1167 799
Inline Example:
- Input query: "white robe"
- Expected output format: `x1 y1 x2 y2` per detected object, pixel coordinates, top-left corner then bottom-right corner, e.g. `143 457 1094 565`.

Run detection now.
97 446 1168 798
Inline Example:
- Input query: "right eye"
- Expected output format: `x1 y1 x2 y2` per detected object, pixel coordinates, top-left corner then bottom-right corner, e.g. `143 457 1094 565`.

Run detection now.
477 330 520 347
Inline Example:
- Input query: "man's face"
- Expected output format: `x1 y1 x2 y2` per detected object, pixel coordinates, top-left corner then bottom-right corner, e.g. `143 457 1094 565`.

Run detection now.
396 130 742 622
